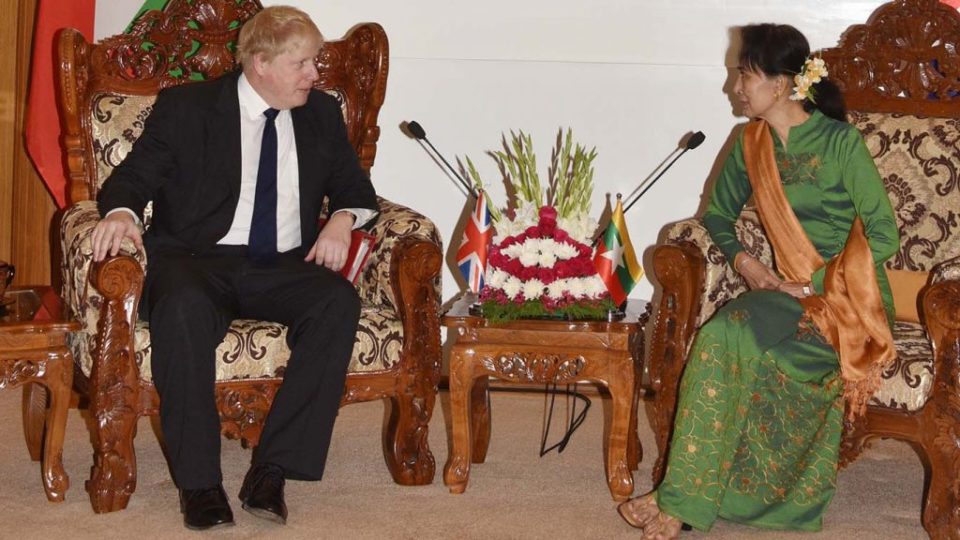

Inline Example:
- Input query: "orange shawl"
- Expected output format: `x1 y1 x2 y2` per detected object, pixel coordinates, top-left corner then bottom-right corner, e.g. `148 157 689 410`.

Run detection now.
741 120 895 417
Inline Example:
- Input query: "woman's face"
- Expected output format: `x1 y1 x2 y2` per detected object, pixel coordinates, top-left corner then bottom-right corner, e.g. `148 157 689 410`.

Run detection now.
733 66 785 119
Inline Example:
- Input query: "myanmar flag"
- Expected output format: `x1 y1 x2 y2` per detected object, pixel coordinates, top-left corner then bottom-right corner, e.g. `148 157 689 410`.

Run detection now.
593 198 643 305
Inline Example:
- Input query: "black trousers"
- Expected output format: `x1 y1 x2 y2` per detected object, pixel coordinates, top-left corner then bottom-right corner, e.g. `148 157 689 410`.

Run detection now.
142 245 360 489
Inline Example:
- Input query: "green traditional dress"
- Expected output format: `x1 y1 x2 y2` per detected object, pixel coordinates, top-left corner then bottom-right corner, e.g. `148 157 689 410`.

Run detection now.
655 110 899 532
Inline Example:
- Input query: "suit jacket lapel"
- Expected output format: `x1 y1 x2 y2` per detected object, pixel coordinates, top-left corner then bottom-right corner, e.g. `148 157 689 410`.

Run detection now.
293 105 323 244
210 72 243 203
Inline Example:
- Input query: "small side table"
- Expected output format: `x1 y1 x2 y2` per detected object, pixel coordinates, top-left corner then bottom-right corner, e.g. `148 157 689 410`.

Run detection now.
442 294 648 501
0 286 79 502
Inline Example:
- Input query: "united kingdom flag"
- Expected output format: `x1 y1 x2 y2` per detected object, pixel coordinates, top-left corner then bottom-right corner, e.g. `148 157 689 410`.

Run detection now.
456 191 493 293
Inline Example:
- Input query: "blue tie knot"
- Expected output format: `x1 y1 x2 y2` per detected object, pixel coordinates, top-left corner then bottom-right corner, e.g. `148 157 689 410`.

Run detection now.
264 108 280 122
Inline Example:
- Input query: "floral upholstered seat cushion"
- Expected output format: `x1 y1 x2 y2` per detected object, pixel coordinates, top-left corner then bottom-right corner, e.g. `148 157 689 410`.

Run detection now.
62 92 442 381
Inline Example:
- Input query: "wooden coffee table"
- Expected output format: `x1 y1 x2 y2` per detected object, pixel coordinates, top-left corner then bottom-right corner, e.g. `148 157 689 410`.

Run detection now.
0 286 79 502
442 294 648 501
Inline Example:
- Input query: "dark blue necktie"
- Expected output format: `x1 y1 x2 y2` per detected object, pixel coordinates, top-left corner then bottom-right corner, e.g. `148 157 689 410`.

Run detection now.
249 108 280 261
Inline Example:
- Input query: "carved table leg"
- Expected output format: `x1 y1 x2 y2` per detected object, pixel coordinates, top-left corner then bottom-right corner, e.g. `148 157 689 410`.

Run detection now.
627 358 643 471
22 382 47 462
605 355 636 502
443 347 478 494
470 375 491 464
41 352 72 502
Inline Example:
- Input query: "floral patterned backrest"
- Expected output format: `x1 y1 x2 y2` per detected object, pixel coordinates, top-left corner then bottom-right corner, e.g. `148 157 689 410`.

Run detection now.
60 0 387 203
850 112 960 272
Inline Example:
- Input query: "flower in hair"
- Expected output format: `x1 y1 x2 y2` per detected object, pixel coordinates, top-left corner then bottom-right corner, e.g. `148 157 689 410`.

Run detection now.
790 56 828 103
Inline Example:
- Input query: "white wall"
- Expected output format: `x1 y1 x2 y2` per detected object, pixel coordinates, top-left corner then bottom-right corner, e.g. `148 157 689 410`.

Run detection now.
95 0 883 302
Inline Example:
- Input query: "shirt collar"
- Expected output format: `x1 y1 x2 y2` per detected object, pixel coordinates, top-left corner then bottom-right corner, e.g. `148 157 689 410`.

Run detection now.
238 73 274 121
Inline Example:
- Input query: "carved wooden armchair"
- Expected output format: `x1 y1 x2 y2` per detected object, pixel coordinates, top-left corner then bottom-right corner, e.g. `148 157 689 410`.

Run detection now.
646 0 960 537
56 0 443 513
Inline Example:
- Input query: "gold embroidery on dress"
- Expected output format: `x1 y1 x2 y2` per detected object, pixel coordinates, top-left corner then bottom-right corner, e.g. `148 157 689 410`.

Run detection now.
776 150 822 185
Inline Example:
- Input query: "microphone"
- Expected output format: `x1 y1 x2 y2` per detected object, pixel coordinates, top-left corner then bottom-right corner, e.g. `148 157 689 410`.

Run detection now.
623 131 705 214
404 120 478 199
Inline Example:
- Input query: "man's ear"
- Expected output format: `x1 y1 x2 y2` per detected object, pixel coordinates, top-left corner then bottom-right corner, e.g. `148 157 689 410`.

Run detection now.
252 52 270 76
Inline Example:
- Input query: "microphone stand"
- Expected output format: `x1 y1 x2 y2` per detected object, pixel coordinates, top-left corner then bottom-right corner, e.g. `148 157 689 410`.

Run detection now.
404 121 478 200
623 131 705 214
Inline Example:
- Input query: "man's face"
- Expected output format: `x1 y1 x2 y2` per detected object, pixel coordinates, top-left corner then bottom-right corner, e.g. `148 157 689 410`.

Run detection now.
254 36 321 110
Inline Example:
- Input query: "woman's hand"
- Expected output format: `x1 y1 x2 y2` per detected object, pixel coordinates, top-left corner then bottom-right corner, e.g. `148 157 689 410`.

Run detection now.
777 281 814 299
734 253 782 291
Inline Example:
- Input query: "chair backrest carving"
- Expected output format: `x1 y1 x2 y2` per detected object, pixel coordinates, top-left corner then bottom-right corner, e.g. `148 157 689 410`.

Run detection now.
57 0 388 204
820 0 960 272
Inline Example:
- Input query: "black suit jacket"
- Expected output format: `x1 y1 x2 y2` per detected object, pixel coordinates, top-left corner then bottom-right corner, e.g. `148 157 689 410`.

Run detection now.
97 70 378 254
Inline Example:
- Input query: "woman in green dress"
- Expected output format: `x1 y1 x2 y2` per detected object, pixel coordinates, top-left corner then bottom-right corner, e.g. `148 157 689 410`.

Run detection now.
617 24 898 538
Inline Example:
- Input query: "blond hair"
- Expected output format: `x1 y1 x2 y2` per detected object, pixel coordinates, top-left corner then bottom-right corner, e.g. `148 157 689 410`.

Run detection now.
236 6 323 66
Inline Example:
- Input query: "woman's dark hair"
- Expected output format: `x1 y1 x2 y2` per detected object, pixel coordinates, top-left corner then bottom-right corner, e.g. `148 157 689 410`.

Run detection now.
738 23 846 122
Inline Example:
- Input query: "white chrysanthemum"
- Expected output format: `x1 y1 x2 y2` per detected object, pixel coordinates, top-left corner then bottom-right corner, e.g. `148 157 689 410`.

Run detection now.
518 240 541 266
501 243 522 258
522 279 546 300
487 268 509 288
537 250 558 269
502 276 523 299
566 278 587 297
553 242 578 260
546 279 569 299
585 276 607 297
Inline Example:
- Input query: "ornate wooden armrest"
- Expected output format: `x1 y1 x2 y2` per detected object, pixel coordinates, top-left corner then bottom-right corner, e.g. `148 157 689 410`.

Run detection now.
359 197 442 311
922 279 960 382
359 197 443 381
931 255 960 286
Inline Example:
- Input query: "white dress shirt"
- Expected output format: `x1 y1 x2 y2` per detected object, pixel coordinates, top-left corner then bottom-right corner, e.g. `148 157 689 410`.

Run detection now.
219 74 374 250
108 73 374 249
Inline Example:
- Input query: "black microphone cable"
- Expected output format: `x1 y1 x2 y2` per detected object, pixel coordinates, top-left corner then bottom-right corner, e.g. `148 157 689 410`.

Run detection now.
539 383 592 456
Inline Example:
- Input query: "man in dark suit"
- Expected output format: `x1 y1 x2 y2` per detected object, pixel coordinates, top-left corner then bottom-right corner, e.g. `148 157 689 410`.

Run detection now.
91 6 377 530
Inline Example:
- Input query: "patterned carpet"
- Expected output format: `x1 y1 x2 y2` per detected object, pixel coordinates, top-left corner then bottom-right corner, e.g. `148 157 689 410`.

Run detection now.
0 388 926 539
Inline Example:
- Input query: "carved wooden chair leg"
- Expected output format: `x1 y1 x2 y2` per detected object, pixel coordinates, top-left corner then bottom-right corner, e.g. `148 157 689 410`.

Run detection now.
470 376 491 464
919 372 960 538
382 381 437 486
87 399 140 512
21 382 47 462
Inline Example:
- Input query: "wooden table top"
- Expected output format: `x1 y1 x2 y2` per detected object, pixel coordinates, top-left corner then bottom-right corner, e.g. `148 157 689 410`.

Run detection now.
0 286 79 334
442 293 648 334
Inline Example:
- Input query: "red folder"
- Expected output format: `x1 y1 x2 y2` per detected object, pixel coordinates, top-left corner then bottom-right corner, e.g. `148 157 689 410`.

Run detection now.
342 230 376 285
317 218 377 285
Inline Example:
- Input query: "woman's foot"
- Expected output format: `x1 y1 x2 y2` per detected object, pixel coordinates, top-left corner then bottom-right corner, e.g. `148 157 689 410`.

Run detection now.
616 493 682 539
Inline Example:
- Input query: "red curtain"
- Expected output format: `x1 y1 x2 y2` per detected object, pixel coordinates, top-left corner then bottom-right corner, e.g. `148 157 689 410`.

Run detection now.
24 0 95 208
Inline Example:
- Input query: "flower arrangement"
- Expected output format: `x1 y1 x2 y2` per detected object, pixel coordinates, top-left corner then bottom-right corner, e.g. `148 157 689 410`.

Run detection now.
789 56 828 103
460 129 615 322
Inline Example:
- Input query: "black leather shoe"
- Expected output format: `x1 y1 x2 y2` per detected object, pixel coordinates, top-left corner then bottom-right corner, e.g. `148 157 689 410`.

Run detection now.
239 462 287 524
179 484 234 531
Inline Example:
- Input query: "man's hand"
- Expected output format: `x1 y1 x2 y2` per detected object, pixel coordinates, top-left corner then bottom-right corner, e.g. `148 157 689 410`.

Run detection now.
305 211 354 271
734 253 782 291
91 212 143 262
